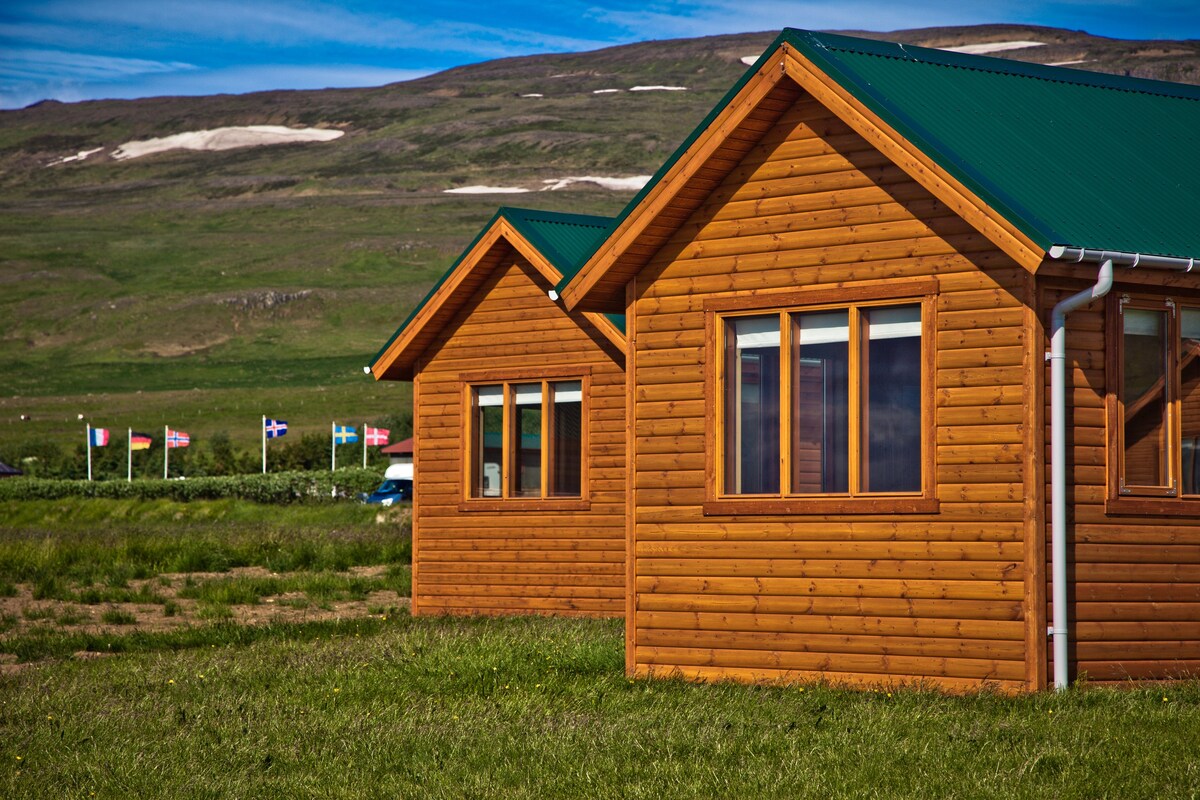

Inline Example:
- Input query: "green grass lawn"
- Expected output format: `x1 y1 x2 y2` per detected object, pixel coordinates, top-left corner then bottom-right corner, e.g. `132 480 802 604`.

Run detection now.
1 614 1197 799
1 500 1199 797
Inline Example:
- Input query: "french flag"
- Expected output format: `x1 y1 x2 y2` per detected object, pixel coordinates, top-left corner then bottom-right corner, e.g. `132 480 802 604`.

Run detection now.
88 427 110 446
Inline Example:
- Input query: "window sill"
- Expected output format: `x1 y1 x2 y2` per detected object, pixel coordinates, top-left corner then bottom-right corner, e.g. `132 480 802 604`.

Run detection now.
458 499 590 513
1105 497 1200 517
702 497 939 516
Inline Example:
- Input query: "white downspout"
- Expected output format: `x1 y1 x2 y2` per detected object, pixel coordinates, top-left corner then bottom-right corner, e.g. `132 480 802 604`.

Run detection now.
1048 257 1113 690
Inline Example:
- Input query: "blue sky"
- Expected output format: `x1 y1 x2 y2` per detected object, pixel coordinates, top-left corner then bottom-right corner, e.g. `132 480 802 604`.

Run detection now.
2 1 1197 109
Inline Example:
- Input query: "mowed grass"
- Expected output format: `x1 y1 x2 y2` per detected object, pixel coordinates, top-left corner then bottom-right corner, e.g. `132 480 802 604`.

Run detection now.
0 614 1197 799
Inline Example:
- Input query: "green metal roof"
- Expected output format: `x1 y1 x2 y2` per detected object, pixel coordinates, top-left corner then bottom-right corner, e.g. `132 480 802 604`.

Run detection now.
503 207 616 284
556 28 1200 301
789 30 1200 260
371 207 618 370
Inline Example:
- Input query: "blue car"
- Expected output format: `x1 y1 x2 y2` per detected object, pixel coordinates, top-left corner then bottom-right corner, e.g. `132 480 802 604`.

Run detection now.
361 478 412 506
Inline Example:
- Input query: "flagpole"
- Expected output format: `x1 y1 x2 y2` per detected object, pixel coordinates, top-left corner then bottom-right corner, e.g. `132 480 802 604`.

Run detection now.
331 421 336 472
86 423 92 481
163 425 169 480
262 415 267 474
128 428 132 482
362 424 367 469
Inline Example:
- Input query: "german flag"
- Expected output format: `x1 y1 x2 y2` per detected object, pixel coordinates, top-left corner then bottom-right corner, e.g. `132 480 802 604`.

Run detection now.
130 431 152 450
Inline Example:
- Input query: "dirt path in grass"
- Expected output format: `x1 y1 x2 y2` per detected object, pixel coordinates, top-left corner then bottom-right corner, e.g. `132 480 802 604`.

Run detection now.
0 564 410 647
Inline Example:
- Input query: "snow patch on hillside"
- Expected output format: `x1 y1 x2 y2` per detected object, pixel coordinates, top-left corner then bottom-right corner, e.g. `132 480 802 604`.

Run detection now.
592 88 620 94
520 93 544 98
48 147 103 166
441 175 651 195
630 85 687 92
443 185 531 194
1047 59 1089 66
942 41 1045 54
542 175 651 191
740 56 758 66
111 126 343 161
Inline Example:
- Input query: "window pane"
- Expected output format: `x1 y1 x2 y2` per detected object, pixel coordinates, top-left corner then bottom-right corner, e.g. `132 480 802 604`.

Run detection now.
512 383 542 497
1122 308 1169 487
474 385 503 497
550 381 582 497
791 310 849 493
724 316 781 494
1181 309 1200 494
862 304 922 493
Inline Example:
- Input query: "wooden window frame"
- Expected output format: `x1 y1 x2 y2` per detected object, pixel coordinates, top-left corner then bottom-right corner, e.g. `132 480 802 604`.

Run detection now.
1105 294 1200 516
703 280 939 516
458 365 591 512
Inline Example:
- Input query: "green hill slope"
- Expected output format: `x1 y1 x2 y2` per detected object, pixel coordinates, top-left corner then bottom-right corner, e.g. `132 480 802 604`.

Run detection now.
2 25 1198 456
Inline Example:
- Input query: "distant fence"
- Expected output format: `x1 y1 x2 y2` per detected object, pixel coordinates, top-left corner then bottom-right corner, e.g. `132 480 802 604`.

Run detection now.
0 469 383 504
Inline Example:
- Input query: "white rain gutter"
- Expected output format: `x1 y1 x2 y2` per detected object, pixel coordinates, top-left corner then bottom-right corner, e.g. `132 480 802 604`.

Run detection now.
1046 245 1197 691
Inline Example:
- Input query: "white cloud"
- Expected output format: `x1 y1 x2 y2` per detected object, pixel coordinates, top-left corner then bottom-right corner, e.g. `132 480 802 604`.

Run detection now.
0 49 194 82
587 0 999 38
1 63 431 109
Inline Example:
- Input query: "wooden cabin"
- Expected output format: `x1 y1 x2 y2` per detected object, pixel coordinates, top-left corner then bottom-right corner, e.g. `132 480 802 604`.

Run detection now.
556 31 1200 691
371 208 627 617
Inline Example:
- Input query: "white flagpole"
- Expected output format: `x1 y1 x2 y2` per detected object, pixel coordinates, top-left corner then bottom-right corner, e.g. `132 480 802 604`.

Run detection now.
128 428 132 482
362 425 367 469
86 423 92 481
163 425 169 480
262 415 267 474
331 422 336 472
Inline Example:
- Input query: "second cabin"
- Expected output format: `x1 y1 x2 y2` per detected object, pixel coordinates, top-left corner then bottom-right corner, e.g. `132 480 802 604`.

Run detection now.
372 208 627 617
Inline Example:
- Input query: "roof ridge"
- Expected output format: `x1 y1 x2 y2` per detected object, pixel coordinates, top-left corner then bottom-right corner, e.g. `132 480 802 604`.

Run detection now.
497 206 616 229
788 28 1200 101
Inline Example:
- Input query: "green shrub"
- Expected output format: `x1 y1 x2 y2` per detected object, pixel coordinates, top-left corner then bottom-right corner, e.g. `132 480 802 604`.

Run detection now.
0 469 384 504
100 607 137 625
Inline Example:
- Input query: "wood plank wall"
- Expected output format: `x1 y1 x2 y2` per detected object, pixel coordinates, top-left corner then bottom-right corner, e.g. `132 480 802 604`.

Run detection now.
413 246 626 617
629 92 1034 691
1041 282 1200 682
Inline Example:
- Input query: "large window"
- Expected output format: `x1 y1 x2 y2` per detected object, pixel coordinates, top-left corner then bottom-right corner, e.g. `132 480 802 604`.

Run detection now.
1114 296 1200 499
467 378 585 502
710 286 935 513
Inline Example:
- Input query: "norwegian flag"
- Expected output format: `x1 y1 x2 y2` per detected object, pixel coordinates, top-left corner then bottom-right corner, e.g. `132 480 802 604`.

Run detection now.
166 429 190 448
364 426 390 446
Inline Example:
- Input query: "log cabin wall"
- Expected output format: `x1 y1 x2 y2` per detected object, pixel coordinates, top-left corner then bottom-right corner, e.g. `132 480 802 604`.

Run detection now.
628 89 1041 691
413 244 626 617
1040 273 1200 683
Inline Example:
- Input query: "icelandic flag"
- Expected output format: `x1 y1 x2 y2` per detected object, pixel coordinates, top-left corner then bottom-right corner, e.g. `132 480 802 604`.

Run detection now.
265 418 288 439
365 426 389 446
89 427 110 446
333 424 358 444
166 429 190 448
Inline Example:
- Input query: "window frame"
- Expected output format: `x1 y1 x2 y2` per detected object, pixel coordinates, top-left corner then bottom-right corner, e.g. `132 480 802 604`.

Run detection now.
458 366 591 512
703 280 939 516
1105 293 1200 515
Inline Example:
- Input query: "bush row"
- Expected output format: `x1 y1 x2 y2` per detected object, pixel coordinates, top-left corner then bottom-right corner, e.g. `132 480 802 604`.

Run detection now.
0 469 384 504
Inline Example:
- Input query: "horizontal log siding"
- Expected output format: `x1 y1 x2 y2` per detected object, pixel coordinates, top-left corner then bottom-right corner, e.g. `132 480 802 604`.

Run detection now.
1041 284 1200 683
630 94 1030 690
414 248 625 617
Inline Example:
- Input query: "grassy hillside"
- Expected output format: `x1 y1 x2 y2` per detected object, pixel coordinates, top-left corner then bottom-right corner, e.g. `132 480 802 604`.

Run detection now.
2 25 1198 457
